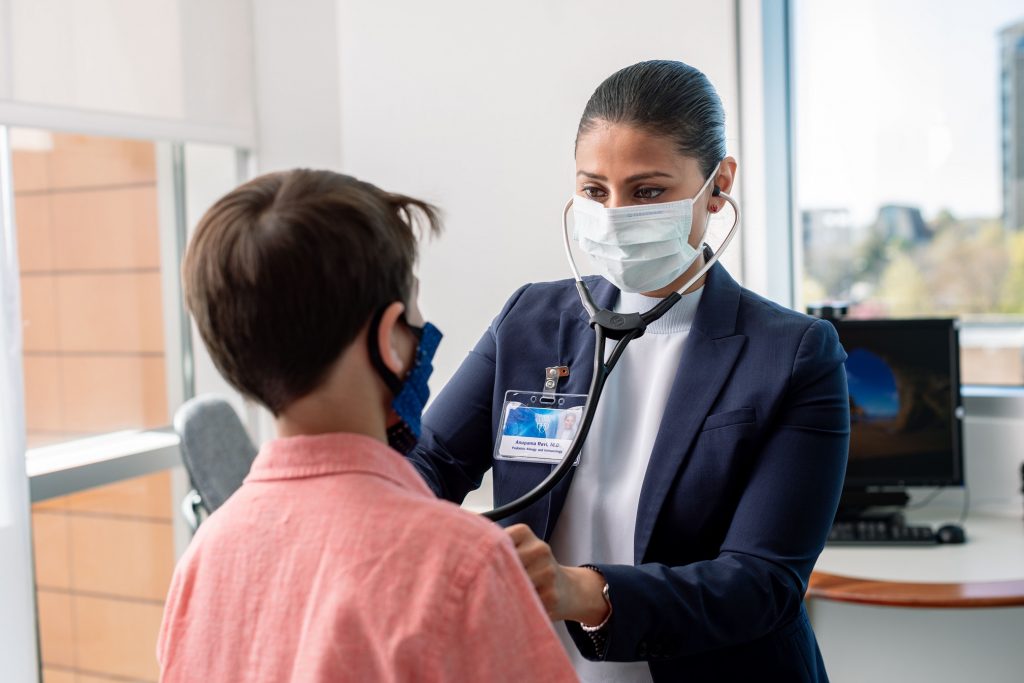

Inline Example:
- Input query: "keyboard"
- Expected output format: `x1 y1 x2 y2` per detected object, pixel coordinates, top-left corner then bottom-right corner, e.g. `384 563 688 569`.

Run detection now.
827 519 938 545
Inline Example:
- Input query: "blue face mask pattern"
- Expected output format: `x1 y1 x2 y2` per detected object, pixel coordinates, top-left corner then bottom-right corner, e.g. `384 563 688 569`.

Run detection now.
367 308 443 455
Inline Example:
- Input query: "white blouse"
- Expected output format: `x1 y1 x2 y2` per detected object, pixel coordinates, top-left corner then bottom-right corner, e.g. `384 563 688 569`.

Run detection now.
549 286 703 683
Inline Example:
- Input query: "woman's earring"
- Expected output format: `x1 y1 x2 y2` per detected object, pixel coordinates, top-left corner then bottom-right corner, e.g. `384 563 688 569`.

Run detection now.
709 204 719 213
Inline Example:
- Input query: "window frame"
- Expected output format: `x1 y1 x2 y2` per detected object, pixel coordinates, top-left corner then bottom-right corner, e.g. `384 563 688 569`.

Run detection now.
0 110 251 499
0 118 39 683
737 0 798 308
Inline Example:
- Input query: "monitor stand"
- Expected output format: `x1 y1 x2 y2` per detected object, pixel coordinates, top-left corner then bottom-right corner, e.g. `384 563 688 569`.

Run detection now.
835 488 911 524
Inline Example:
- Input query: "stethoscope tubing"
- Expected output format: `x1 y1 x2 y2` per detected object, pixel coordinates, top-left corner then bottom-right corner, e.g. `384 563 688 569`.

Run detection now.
482 323 640 521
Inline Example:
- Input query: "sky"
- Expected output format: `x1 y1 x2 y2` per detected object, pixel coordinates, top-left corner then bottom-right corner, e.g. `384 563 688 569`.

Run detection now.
795 0 1024 227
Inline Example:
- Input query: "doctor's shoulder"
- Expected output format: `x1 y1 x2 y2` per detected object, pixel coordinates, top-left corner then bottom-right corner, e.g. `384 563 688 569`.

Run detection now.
489 276 596 329
735 285 845 363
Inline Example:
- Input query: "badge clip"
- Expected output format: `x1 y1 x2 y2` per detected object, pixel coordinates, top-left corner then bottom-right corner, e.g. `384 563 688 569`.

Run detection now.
543 366 570 396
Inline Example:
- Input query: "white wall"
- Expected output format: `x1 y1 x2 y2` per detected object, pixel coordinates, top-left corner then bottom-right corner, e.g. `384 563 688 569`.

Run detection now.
961 399 1024 517
0 0 254 140
334 0 742 388
239 0 745 442
251 0 342 172
812 602 1024 683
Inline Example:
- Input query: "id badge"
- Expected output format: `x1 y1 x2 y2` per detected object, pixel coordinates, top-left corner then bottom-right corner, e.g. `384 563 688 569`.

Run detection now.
494 390 588 465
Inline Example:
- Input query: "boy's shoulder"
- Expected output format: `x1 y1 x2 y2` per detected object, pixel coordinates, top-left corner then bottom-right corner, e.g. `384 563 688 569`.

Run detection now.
402 493 513 564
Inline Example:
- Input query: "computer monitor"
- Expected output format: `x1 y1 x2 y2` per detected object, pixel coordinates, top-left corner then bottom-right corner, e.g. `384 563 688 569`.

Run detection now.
832 318 964 502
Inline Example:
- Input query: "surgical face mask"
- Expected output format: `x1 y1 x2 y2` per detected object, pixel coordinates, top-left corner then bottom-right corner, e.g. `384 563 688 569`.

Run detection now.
368 309 443 455
572 167 718 293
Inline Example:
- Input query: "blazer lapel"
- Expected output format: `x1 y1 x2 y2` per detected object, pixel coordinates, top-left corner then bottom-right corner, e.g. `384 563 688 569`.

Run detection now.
633 264 747 563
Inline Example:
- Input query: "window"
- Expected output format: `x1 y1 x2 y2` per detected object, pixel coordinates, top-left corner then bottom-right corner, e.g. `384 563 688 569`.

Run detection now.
793 0 1024 385
13 131 170 448
32 471 178 682
7 130 245 682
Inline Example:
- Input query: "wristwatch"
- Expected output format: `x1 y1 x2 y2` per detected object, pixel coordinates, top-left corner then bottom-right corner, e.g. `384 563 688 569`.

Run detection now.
579 565 612 633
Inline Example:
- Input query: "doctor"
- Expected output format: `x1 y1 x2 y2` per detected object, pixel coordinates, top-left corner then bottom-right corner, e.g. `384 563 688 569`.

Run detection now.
408 60 850 682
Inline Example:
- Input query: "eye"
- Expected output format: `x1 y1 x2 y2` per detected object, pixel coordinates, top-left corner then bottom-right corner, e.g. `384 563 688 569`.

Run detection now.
581 185 608 200
635 186 665 200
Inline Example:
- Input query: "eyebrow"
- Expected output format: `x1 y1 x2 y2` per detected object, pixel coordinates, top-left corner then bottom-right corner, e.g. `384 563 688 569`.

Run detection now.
576 170 675 183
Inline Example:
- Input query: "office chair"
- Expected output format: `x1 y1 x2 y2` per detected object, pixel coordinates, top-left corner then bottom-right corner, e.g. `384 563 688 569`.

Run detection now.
173 395 257 531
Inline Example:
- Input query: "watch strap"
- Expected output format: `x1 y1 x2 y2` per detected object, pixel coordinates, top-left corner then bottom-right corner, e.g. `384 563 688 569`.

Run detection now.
579 564 612 633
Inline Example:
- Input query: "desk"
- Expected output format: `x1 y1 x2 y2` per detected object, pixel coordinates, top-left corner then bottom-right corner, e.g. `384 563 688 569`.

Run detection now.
807 515 1024 683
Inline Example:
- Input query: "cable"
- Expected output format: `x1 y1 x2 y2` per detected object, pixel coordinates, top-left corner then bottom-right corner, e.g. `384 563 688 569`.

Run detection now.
958 482 971 524
902 485 970 524
904 487 944 509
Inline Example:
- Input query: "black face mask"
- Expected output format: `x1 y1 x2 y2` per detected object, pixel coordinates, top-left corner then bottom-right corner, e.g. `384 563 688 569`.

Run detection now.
367 307 443 455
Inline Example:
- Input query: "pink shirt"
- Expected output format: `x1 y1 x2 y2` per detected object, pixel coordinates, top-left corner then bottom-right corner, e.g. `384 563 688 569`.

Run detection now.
158 432 576 682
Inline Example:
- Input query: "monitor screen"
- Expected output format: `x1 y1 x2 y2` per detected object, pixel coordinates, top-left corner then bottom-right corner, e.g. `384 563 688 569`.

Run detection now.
832 318 964 487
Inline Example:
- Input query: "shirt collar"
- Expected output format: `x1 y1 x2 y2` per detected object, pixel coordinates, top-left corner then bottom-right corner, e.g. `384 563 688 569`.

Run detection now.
244 432 432 496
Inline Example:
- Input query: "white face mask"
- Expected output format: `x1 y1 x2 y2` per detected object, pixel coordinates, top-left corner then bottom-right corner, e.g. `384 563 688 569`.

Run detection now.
572 166 718 293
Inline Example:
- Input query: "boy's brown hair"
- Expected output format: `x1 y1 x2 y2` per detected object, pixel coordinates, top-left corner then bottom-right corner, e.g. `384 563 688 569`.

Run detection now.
183 169 441 414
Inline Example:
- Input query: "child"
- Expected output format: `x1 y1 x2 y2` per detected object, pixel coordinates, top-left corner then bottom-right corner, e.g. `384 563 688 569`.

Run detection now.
158 170 576 682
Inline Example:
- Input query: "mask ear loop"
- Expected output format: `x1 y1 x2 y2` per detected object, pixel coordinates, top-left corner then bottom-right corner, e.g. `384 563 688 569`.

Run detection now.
366 305 406 396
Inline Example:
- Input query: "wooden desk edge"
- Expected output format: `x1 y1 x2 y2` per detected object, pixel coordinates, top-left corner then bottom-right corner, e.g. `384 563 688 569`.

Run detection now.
807 571 1024 608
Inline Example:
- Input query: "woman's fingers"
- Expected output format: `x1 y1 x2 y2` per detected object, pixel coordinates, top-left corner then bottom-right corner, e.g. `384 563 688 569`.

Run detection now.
505 524 567 619
507 525 552 573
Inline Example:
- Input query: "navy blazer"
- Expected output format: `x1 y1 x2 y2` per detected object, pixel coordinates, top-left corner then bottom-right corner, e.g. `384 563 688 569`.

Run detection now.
408 263 850 682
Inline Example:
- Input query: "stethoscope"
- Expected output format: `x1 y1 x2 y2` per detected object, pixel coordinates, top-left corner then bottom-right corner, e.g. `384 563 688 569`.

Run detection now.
483 184 740 522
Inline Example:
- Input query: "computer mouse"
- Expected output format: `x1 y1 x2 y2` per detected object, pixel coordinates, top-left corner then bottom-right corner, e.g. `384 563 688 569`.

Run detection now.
936 524 966 544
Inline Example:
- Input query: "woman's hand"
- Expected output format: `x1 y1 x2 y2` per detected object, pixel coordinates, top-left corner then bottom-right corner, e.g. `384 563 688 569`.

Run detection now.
506 524 610 625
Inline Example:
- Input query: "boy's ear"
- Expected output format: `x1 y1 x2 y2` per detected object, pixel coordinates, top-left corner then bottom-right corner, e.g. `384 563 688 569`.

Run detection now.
375 301 408 377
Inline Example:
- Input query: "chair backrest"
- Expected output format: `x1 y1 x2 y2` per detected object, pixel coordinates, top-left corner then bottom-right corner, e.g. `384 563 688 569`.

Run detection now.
173 395 258 513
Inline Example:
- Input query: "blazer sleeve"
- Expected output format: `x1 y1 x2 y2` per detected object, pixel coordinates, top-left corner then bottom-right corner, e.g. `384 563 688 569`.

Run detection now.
406 284 531 503
566 318 850 662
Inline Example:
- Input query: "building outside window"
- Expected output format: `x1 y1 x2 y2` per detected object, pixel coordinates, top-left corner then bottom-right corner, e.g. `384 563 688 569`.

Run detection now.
794 0 1024 386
